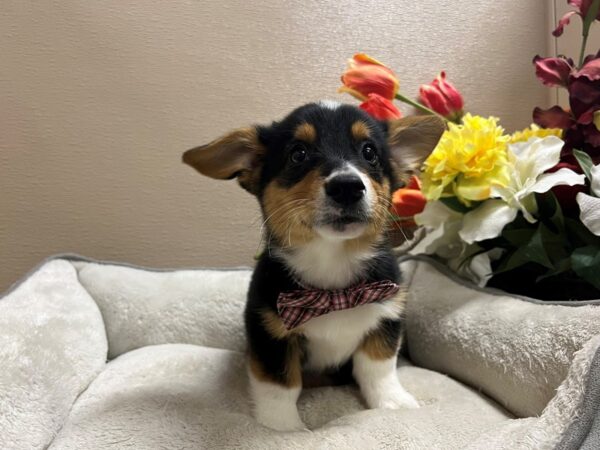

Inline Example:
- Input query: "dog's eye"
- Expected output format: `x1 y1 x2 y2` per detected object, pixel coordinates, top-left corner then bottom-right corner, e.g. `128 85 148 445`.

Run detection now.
290 145 307 164
362 143 378 164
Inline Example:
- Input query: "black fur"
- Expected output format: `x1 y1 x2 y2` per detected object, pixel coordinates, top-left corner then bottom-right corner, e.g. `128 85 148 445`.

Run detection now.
245 102 404 385
245 248 401 381
255 103 400 195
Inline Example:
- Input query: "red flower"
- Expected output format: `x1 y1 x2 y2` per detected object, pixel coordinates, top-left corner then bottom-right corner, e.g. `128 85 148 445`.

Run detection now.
418 71 464 121
339 53 399 101
547 159 589 214
359 93 402 120
391 176 426 218
553 0 600 36
533 105 574 129
533 56 574 87
570 57 600 122
533 54 600 213
534 56 600 151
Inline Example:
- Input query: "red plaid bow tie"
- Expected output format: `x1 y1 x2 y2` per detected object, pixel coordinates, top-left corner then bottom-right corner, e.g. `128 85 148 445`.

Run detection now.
276 280 401 330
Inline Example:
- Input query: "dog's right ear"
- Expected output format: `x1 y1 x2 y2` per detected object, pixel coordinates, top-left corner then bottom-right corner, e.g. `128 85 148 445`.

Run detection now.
182 127 265 195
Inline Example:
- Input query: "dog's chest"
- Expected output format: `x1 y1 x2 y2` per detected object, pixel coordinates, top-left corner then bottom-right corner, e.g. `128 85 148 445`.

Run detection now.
301 299 402 370
277 239 402 370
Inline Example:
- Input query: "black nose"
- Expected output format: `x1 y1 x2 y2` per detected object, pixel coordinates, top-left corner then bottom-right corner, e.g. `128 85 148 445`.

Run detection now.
325 175 366 206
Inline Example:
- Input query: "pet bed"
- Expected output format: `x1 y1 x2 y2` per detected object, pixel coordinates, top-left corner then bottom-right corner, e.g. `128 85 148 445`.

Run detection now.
1 255 599 449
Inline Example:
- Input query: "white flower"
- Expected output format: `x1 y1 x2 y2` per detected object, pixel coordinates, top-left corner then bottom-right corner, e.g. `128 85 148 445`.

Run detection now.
588 162 600 196
459 136 585 244
412 202 498 286
412 135 586 286
412 201 463 258
577 162 600 236
447 247 504 287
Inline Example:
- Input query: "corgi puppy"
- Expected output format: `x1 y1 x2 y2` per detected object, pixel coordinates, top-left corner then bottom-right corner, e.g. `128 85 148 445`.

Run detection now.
183 101 444 431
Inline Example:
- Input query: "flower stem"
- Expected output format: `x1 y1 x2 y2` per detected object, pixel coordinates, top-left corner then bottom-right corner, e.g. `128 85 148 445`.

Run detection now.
395 93 443 118
394 93 457 123
578 31 590 68
579 0 600 67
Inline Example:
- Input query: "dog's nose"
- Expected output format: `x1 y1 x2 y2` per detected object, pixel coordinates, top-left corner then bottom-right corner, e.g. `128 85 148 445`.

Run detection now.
325 175 366 206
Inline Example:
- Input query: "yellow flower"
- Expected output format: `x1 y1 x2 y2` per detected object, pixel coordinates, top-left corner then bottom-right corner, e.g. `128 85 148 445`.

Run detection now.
510 124 563 143
421 114 510 205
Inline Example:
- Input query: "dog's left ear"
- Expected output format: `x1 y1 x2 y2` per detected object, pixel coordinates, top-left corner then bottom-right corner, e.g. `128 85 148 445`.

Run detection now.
386 115 446 185
182 127 265 195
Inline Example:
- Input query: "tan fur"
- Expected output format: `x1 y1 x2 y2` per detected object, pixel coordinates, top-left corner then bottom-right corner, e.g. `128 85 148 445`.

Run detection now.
343 178 391 253
351 121 371 141
182 127 264 194
294 122 317 143
249 340 302 387
285 339 303 387
248 354 267 382
360 332 399 360
387 115 446 184
360 290 407 360
261 309 303 339
262 169 321 248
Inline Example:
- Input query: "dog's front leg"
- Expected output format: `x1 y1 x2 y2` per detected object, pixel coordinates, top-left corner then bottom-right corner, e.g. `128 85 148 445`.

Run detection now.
247 334 305 431
353 320 419 410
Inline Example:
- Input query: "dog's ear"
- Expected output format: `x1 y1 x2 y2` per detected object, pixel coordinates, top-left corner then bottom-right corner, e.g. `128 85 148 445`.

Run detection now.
386 115 446 185
183 127 265 195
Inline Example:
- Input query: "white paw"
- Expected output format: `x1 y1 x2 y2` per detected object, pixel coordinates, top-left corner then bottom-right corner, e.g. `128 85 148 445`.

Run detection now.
353 353 420 411
248 370 306 432
376 388 420 410
255 407 307 432
364 382 420 410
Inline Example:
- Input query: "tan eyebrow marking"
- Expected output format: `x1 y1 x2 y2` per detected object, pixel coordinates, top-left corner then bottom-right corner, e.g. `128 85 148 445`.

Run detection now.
293 122 317 143
351 121 371 141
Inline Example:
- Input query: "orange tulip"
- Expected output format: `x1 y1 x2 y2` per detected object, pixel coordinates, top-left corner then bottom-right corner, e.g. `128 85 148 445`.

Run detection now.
391 176 427 218
339 53 400 101
359 93 402 120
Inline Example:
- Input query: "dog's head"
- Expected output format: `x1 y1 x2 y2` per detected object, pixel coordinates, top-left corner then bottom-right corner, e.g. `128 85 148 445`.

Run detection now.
183 101 444 249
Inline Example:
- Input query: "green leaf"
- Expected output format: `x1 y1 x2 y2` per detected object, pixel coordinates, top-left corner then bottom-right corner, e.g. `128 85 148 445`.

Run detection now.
536 257 572 282
494 224 554 274
565 217 600 247
580 0 600 66
537 192 565 234
583 0 600 36
502 228 536 247
493 249 518 274
522 225 555 268
540 222 570 263
573 149 594 181
572 245 600 290
440 197 472 214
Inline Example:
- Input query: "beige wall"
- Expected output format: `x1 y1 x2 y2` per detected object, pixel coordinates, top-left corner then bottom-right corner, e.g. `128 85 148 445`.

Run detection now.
1 1 553 290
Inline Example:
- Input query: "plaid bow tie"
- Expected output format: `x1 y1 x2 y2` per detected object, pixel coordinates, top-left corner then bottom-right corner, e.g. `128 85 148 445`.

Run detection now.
276 280 401 330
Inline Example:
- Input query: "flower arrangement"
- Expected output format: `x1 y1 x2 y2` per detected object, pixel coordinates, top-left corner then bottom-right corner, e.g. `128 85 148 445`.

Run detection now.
338 0 600 300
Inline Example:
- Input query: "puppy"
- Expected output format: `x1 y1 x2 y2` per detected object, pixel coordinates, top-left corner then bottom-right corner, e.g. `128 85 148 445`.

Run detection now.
183 101 444 431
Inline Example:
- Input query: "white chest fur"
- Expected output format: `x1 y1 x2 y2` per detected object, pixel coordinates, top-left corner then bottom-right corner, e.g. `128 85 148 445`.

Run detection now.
302 297 403 370
277 238 404 370
278 238 374 290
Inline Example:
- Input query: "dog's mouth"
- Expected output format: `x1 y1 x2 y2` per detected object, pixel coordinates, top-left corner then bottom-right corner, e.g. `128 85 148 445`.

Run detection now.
328 213 366 228
313 210 370 239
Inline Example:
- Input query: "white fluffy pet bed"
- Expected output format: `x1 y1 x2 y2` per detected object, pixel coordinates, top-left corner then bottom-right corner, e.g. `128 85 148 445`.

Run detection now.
1 255 599 449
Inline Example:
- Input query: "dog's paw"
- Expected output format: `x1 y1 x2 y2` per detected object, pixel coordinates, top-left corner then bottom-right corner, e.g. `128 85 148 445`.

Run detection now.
255 407 307 432
365 383 420 410
376 388 420 410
